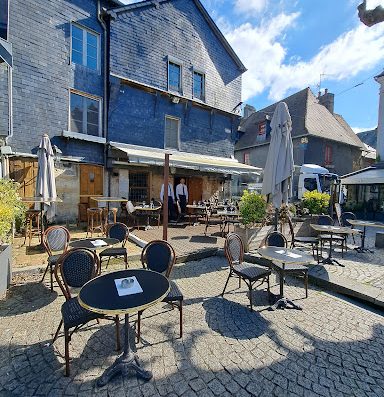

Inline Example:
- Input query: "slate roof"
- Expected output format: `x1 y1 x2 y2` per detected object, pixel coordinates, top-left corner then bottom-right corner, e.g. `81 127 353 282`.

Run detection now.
107 0 246 72
357 128 377 149
236 87 364 151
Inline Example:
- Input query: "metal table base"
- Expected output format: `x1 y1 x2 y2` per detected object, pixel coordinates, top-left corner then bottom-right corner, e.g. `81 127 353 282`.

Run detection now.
270 296 302 311
97 314 152 387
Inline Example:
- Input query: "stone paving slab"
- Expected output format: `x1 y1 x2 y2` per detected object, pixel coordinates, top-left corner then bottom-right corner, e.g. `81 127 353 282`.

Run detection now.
1 257 384 396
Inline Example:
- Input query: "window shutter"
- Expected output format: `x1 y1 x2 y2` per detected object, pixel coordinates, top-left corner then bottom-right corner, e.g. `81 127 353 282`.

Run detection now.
165 117 179 149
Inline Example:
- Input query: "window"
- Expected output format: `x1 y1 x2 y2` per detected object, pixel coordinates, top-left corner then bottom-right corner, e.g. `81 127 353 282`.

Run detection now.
168 61 182 93
129 173 149 203
193 71 205 101
69 91 101 136
0 0 9 40
165 116 180 150
304 178 318 192
325 145 332 165
256 122 266 142
244 153 250 165
71 24 99 70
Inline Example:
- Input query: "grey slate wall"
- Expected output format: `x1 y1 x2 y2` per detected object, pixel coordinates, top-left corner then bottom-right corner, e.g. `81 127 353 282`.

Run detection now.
109 0 242 114
108 0 242 157
0 65 9 136
7 0 106 163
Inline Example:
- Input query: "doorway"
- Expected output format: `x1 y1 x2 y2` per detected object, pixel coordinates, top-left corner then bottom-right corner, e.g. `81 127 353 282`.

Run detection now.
79 164 104 222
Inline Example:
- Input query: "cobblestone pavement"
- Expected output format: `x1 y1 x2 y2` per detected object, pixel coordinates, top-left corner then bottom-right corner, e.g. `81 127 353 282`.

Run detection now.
1 256 384 397
313 228 384 291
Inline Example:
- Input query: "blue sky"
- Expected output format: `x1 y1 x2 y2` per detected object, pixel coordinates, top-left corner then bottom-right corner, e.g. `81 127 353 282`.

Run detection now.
122 0 384 132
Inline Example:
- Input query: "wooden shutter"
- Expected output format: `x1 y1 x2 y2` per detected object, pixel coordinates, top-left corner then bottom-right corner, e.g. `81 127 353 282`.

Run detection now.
165 117 179 149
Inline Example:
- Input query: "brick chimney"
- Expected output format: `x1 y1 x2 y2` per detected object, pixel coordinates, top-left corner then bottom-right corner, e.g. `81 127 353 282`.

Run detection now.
318 88 335 114
243 104 256 119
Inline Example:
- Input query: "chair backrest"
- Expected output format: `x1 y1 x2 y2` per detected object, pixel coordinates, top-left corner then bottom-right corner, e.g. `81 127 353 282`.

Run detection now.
141 240 176 278
340 212 356 227
127 201 135 214
265 231 287 248
317 215 333 226
43 225 70 256
106 222 129 244
334 203 342 225
224 233 244 267
54 248 99 300
152 199 162 208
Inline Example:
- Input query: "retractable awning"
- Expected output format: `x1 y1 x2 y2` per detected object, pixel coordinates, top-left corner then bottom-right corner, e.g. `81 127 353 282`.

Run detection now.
0 38 12 67
341 167 384 185
109 142 260 175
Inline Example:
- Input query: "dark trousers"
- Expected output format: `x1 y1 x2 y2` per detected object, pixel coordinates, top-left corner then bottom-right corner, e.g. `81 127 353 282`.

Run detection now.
178 195 187 215
168 196 177 220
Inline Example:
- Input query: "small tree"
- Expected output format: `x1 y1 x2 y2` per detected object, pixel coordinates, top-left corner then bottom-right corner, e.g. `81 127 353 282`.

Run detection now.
302 190 330 215
0 179 26 244
239 190 267 227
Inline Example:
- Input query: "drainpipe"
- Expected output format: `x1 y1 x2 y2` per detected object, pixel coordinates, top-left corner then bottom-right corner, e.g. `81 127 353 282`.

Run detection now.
97 0 110 195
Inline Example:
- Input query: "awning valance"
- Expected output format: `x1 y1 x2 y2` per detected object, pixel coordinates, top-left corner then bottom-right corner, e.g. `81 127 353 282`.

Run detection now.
341 168 384 185
109 142 260 175
0 39 12 67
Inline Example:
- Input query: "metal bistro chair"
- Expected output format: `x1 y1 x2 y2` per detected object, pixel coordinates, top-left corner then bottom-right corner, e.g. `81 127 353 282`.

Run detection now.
148 199 162 228
52 248 121 376
137 240 183 342
99 222 129 269
41 225 70 291
317 215 346 257
222 233 271 311
340 211 362 245
265 231 309 298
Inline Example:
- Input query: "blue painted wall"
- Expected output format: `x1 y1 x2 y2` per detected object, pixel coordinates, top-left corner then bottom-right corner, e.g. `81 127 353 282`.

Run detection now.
108 0 243 157
7 0 107 164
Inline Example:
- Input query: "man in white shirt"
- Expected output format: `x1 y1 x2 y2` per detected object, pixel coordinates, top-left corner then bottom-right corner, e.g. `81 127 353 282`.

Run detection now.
176 178 188 215
160 178 176 220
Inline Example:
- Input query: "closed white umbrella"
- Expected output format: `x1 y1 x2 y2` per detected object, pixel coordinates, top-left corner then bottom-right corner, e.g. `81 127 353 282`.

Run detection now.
35 134 57 221
262 102 294 220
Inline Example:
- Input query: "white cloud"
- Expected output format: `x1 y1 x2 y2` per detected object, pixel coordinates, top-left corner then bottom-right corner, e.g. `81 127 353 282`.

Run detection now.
224 13 384 102
352 126 377 133
234 0 268 16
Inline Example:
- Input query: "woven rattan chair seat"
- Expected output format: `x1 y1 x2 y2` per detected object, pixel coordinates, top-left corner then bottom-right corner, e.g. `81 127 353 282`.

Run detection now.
99 247 127 257
48 254 61 265
62 297 100 329
164 280 183 302
233 262 271 281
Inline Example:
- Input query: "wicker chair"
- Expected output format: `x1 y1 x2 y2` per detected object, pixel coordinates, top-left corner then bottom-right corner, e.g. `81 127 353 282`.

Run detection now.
52 248 121 376
265 231 309 298
222 233 271 311
148 200 162 228
265 231 287 248
41 226 70 291
137 240 183 342
99 222 129 269
340 211 362 244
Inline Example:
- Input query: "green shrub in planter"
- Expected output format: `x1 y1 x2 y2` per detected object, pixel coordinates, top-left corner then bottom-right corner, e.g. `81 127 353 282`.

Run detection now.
302 190 330 215
0 179 26 243
239 190 267 227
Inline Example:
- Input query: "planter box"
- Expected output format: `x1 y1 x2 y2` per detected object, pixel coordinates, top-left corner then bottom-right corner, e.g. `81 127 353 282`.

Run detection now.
234 225 274 252
0 244 11 296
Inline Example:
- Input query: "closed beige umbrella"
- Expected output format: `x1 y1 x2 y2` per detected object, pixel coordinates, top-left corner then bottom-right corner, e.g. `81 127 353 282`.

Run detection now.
262 102 294 227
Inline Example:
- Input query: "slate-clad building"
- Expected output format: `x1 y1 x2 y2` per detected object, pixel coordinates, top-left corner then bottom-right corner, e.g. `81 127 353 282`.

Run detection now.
0 0 255 222
236 88 365 178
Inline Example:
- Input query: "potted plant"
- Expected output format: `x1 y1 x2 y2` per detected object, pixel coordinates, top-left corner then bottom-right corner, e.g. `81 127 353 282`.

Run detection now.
0 179 26 296
235 190 267 252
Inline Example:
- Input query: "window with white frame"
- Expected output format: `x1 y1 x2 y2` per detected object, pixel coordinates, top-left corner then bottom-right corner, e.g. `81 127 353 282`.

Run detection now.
71 24 99 71
193 70 205 101
70 91 101 136
164 116 180 150
168 60 182 93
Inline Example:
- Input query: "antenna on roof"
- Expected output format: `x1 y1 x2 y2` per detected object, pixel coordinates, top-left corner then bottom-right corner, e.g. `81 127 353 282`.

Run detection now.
317 73 334 94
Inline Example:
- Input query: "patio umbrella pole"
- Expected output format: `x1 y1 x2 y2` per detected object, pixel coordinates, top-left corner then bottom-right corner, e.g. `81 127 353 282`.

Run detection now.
163 153 170 241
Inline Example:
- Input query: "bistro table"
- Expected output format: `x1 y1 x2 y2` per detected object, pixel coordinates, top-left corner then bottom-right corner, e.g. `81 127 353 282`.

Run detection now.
216 210 240 236
134 205 162 230
69 237 119 250
22 196 63 242
78 269 169 386
258 246 313 310
347 219 384 253
310 224 359 267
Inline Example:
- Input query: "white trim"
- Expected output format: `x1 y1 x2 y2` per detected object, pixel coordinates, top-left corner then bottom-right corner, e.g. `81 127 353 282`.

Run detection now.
167 56 183 95
68 89 103 137
62 130 106 144
70 22 100 73
164 115 180 150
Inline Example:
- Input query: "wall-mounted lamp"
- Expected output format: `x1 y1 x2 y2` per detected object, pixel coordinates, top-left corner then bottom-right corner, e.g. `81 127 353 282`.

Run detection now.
171 96 180 104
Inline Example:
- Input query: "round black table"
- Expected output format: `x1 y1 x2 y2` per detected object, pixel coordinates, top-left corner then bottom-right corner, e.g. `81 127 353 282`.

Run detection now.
78 269 170 386
69 237 119 250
